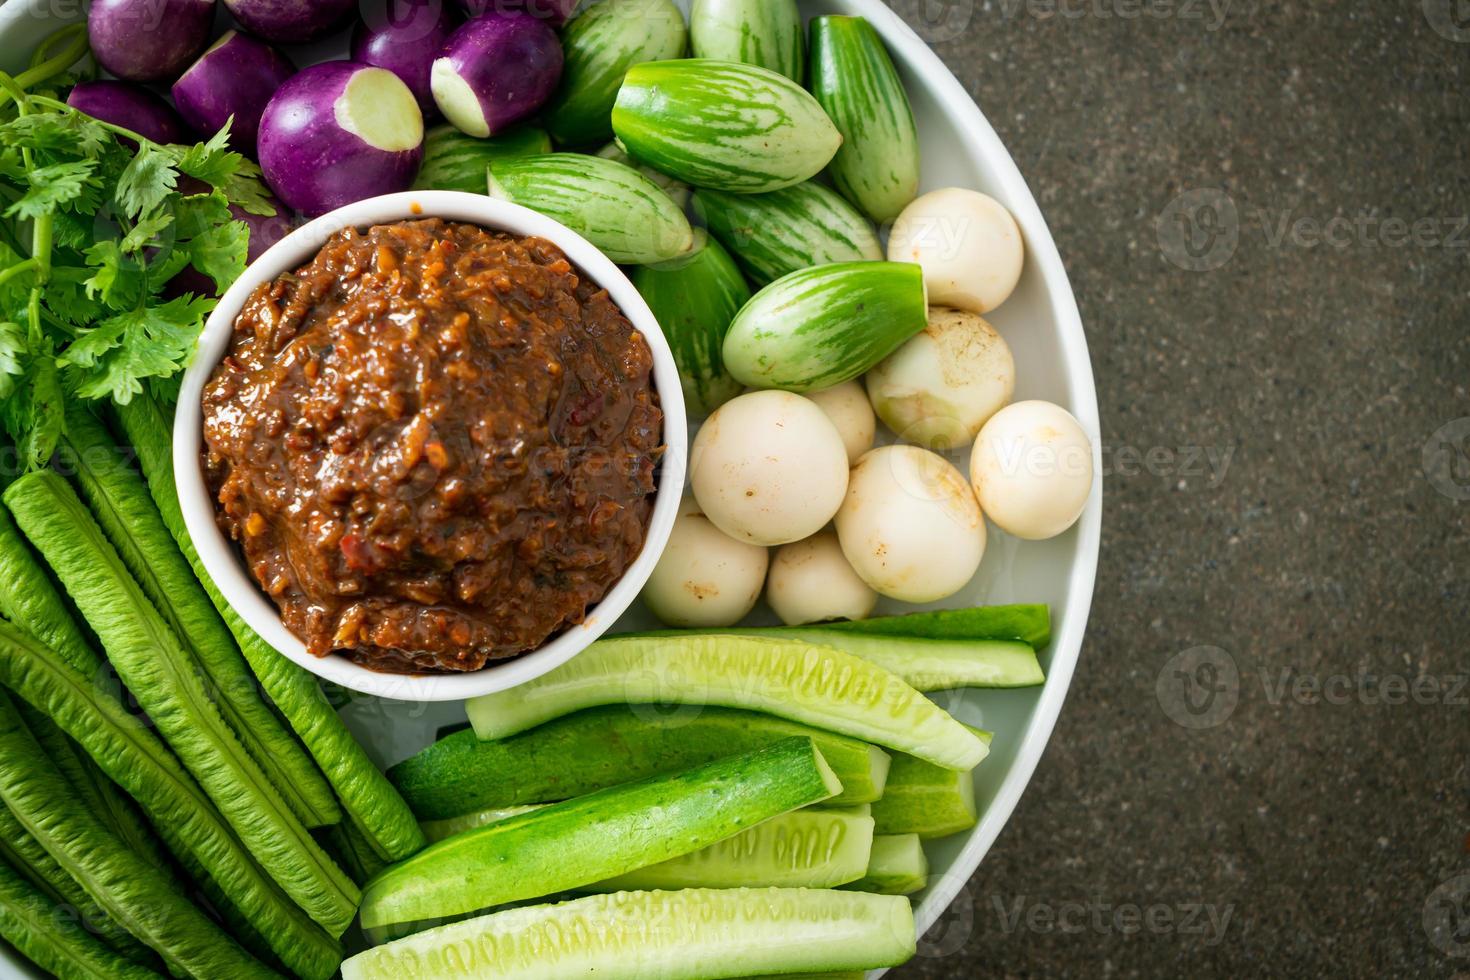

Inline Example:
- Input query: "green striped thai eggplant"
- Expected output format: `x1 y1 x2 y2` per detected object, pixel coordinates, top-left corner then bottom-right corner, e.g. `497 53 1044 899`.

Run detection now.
694 181 883 286
487 153 695 265
689 0 805 81
633 230 750 417
612 59 842 193
545 0 688 147
413 125 552 194
723 262 928 392
809 16 921 223
597 141 691 209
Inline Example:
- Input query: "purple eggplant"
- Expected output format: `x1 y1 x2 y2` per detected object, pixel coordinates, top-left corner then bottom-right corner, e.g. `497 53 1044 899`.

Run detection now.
431 12 563 138
454 0 576 27
258 61 425 217
222 0 356 43
351 0 458 117
87 0 216 83
67 80 192 145
172 31 295 156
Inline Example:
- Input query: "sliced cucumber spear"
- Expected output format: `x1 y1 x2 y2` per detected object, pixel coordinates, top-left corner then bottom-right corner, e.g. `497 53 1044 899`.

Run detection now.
818 603 1053 649
413 124 551 194
844 834 930 896
345 888 915 980
809 16 921 224
690 0 805 81
613 59 842 193
466 634 987 770
545 0 689 147
2 472 360 938
694 181 883 286
0 856 162 980
722 261 928 392
488 152 695 264
586 807 875 891
633 229 749 417
420 804 546 844
0 618 342 980
112 393 427 864
0 692 276 978
60 404 340 829
391 704 889 820
360 737 842 934
624 626 1042 692
872 750 981 840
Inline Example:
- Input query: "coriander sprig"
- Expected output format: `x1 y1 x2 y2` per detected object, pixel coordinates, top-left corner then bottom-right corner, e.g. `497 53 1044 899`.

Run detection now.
0 26 273 470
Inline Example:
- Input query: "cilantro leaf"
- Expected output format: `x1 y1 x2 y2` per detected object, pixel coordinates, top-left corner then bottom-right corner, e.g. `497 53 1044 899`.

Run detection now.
114 143 177 220
61 295 214 403
0 111 109 159
171 126 237 186
5 160 99 219
0 341 63 470
119 212 174 254
82 240 143 311
173 193 249 293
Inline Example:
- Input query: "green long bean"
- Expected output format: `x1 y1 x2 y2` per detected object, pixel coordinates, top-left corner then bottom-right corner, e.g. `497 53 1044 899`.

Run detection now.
0 690 277 978
3 472 359 937
0 616 342 980
0 856 162 980
61 405 340 829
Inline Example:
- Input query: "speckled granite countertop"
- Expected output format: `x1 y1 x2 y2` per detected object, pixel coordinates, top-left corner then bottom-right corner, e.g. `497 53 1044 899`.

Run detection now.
889 1 1469 976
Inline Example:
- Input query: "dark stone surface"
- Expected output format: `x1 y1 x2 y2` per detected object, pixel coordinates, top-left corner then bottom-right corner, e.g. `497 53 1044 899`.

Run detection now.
886 1 1470 977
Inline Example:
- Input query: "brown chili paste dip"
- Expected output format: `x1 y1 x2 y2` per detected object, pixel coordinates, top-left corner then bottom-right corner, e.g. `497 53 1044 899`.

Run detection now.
202 218 662 673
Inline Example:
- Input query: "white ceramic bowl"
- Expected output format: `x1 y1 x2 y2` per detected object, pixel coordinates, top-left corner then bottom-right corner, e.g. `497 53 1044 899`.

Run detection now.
174 190 688 702
0 2 1099 976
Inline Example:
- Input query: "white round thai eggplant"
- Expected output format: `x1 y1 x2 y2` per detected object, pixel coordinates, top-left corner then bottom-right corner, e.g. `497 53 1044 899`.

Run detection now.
806 380 876 466
888 188 1025 314
836 445 986 603
766 531 877 627
173 31 296 155
258 62 425 217
866 306 1016 451
224 0 357 43
643 506 769 628
690 391 850 547
970 401 1094 540
432 12 564 138
87 0 215 83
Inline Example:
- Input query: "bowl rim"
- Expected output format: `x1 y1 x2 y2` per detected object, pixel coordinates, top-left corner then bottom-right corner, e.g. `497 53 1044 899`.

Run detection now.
173 190 689 702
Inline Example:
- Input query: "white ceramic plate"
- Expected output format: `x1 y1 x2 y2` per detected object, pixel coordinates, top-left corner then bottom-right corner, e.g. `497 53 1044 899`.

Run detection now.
0 2 1100 976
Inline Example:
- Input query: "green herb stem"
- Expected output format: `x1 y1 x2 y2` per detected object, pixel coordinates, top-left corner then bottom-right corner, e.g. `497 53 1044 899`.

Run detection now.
0 258 38 291
28 95 153 148
14 26 88 93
